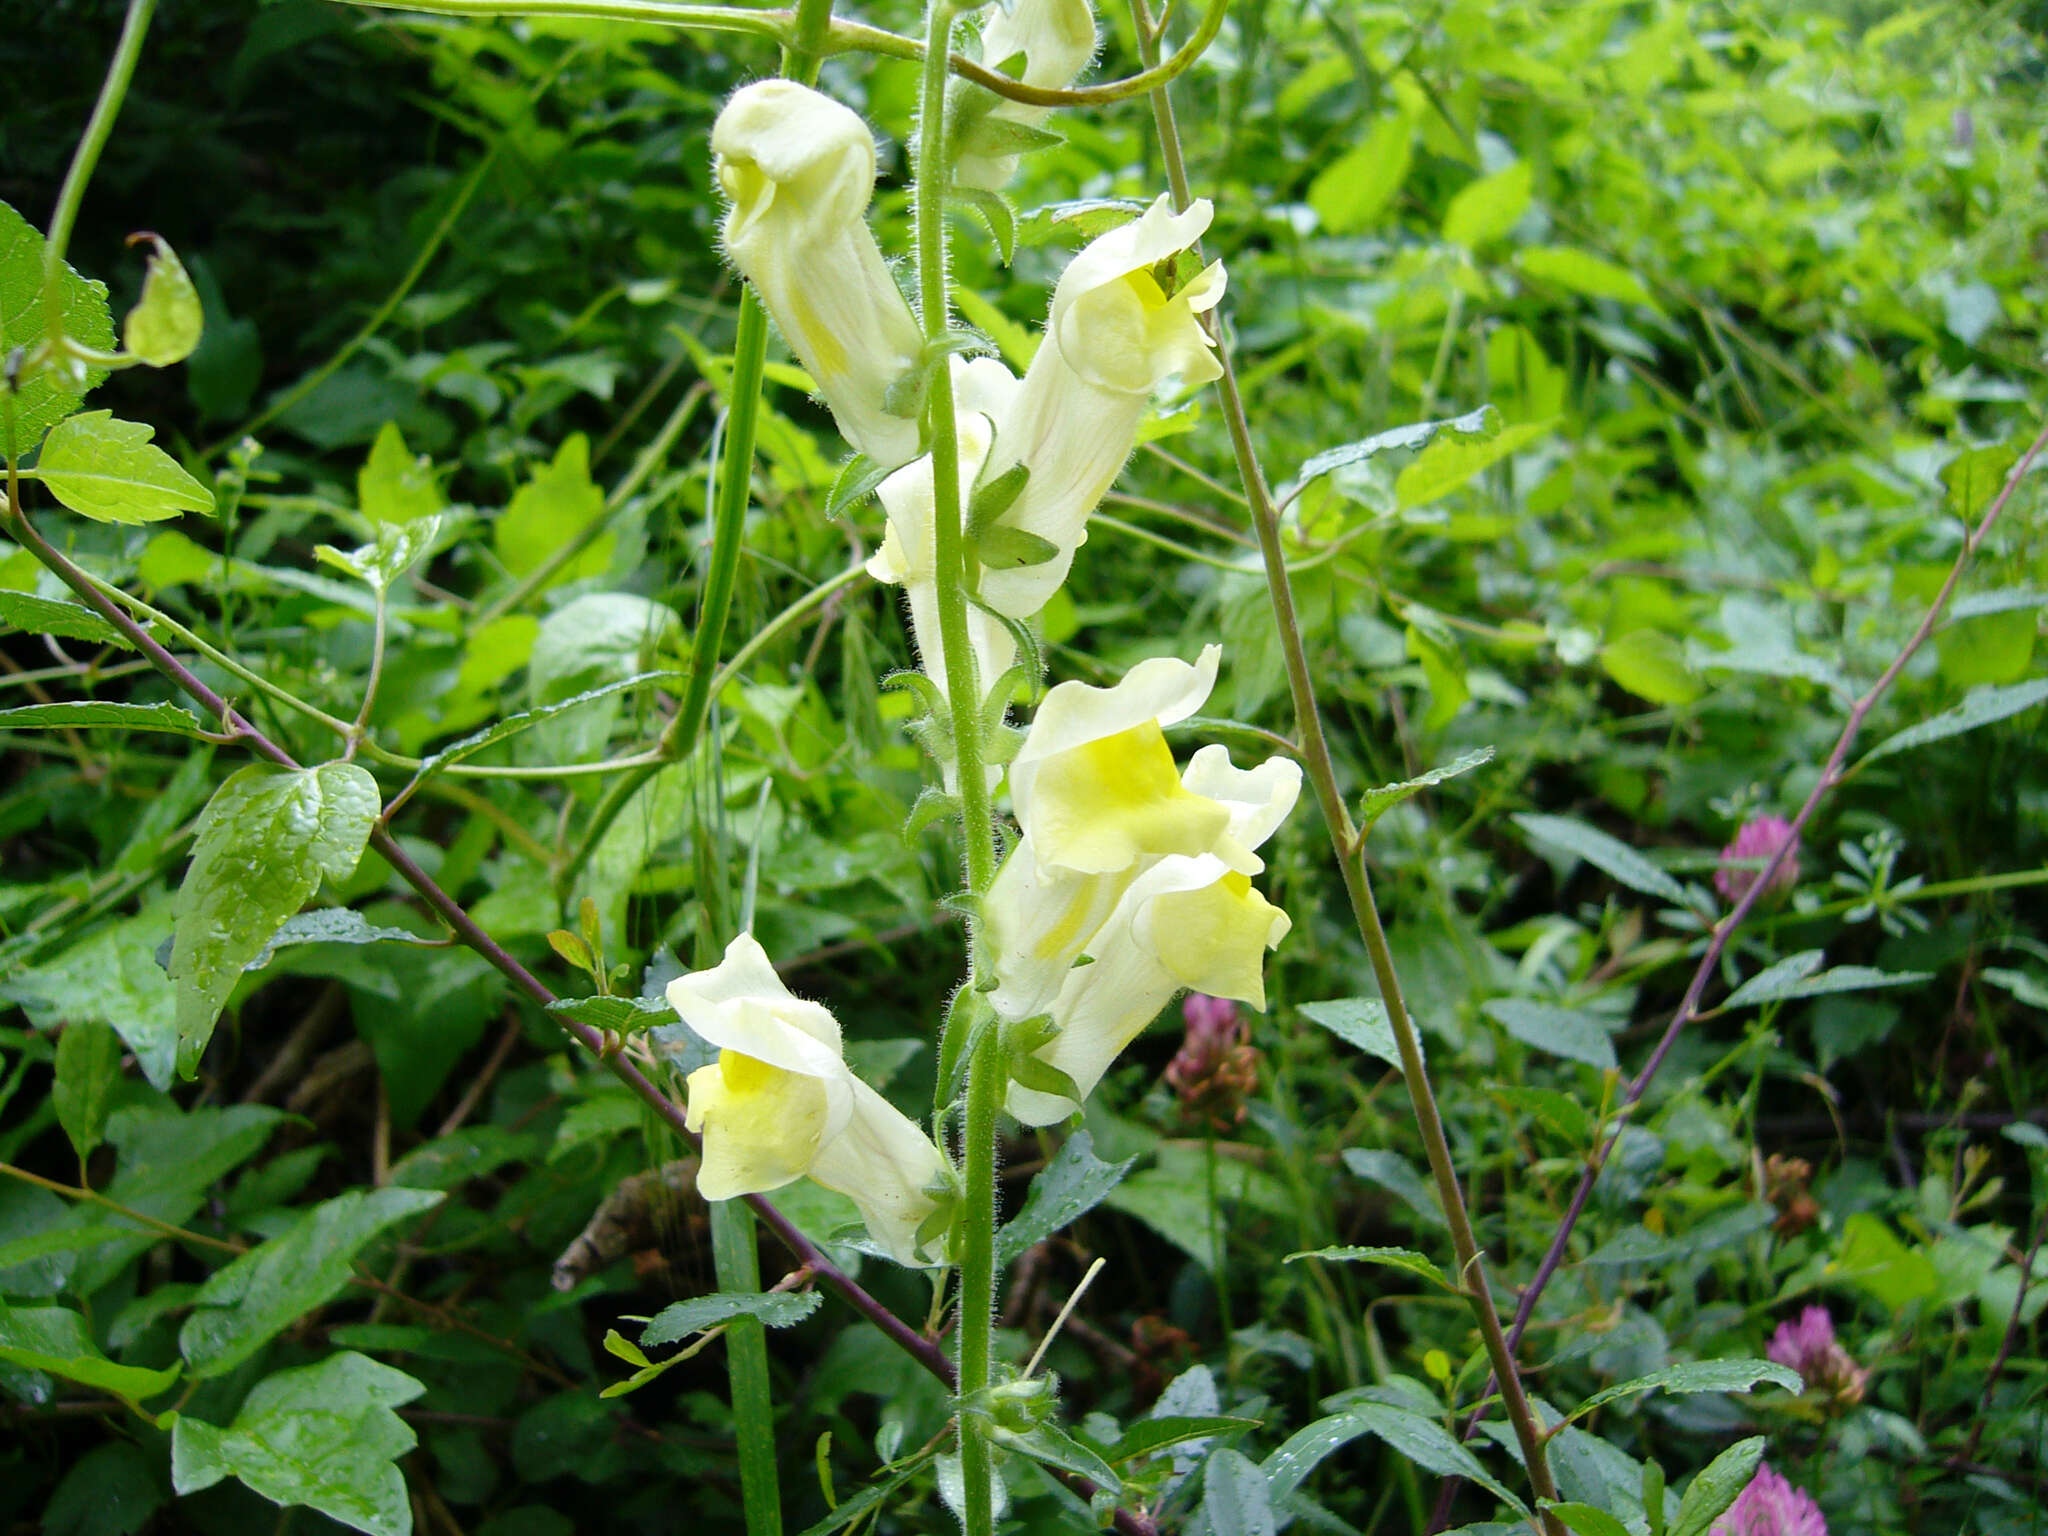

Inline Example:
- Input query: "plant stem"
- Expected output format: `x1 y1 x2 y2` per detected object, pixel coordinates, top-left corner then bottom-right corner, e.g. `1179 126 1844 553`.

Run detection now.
956 1021 1002 1535
1127 2 1564 1525
711 1198 783 1536
42 0 158 340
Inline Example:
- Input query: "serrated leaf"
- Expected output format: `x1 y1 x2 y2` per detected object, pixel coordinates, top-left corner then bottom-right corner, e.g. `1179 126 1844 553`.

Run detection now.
0 198 115 446
0 700 203 735
33 411 214 523
1862 678 2048 763
496 434 608 585
170 762 381 1077
0 590 136 649
1723 950 1931 1007
546 994 679 1033
997 1130 1136 1263
1667 1437 1766 1536
246 909 442 971
1285 1245 1457 1292
640 1289 822 1346
1203 1447 1276 1536
179 1186 443 1377
0 1304 179 1401
53 1019 119 1162
170 1351 425 1536
1395 418 1551 508
357 421 442 526
1570 1360 1798 1424
315 514 444 593
1356 746 1495 828
123 235 203 367
1287 407 1496 502
1298 996 1408 1071
1482 998 1618 1071
1514 812 1692 906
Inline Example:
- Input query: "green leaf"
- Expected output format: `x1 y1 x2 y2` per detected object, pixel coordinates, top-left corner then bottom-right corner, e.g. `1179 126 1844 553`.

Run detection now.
1862 678 2048 762
179 1186 443 1377
546 994 679 1033
1600 630 1704 706
123 235 203 367
32 411 215 523
825 452 892 519
1285 406 1498 503
1543 1502 1632 1536
1396 418 1552 507
1570 1360 1799 1423
0 197 115 446
1482 999 1618 1071
0 590 135 649
1723 951 1932 1007
1834 1212 1939 1309
1443 161 1532 248
1355 746 1495 828
1309 112 1413 235
1667 1437 1766 1536
315 514 445 592
414 669 685 786
247 908 443 969
997 1130 1137 1263
1514 811 1692 906
1298 996 1409 1071
1406 622 1468 730
967 462 1031 538
1517 246 1657 307
640 1289 822 1346
1334 1401 1530 1516
357 421 443 526
1202 1447 1276 1536
1285 1245 1457 1293
496 434 609 585
3 904 180 1089
171 762 381 1077
170 1351 426 1536
0 700 204 735
1110 1414 1261 1465
1341 1149 1448 1228
989 1420 1121 1492
53 1019 119 1162
43 1440 166 1536
0 1304 180 1401
1260 1412 1378 1501
1941 440 2021 523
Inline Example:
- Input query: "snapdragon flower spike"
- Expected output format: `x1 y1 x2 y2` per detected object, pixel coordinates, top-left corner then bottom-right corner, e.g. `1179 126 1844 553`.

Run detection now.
669 933 950 1266
954 0 1099 192
987 646 1301 1124
712 81 925 468
974 196 1226 618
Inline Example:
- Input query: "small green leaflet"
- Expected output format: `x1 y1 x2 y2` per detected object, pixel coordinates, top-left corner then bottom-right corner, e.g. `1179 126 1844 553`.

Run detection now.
1567 1360 1798 1425
170 763 381 1077
0 198 115 446
0 590 136 649
315 514 445 592
53 1019 120 1161
0 700 204 735
1286 1244 1457 1292
409 669 687 787
171 1352 426 1536
1342 1148 1448 1228
0 1303 180 1401
30 411 214 523
1284 406 1495 504
1329 1401 1531 1517
997 1130 1136 1263
1110 1414 1262 1464
1298 996 1408 1071
639 1289 821 1346
246 908 443 970
1668 1437 1767 1536
122 235 204 366
1542 1502 1632 1536
1862 677 2048 763
1514 811 1693 907
1724 950 1932 1008
1355 746 1495 829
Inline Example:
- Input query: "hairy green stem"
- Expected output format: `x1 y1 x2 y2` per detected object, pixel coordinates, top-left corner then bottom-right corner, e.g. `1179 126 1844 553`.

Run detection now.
1128 2 1565 1525
42 0 158 345
711 1198 784 1536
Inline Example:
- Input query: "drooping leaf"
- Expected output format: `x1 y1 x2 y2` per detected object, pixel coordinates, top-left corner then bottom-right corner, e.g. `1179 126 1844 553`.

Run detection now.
1514 812 1692 906
1396 418 1551 508
0 700 204 735
546 994 679 1034
0 1304 179 1401
997 1130 1136 1263
170 762 381 1076
171 1351 426 1536
1287 407 1496 503
245 908 443 970
179 1186 443 1377
32 411 215 523
122 235 203 367
0 197 115 446
1355 746 1496 828
1482 998 1619 1071
1285 1245 1457 1293
639 1289 822 1346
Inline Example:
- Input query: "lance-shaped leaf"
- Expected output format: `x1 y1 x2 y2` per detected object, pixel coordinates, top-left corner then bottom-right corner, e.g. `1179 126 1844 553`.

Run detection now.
0 590 137 649
171 1351 426 1536
32 411 215 523
0 700 204 736
170 763 380 1076
1355 746 1494 830
122 234 203 366
0 1303 180 1401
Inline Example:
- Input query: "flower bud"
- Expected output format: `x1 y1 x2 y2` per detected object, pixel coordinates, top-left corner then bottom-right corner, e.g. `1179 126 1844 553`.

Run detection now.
954 0 1098 191
1715 814 1800 906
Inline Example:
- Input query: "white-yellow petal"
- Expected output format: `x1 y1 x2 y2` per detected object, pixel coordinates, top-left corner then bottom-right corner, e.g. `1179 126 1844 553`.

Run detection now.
1180 745 1304 868
808 1076 951 1266
1137 867 1291 1008
957 0 1099 191
686 1051 838 1199
666 932 843 1079
985 834 1127 1021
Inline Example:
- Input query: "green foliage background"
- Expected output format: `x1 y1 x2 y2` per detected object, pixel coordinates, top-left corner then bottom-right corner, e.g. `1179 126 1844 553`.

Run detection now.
1 1 2045 1533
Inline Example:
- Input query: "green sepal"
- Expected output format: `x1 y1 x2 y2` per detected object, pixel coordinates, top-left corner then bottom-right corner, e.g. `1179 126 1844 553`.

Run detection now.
903 785 961 844
881 363 927 423
913 1167 964 1263
977 526 1061 570
937 988 997 1112
973 600 1045 683
955 187 1018 265
956 116 1068 160
825 452 892 520
966 462 1031 539
1000 1014 1082 1103
983 720 1025 768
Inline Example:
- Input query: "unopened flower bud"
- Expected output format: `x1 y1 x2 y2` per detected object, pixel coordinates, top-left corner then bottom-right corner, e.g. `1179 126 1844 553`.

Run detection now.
1716 814 1800 906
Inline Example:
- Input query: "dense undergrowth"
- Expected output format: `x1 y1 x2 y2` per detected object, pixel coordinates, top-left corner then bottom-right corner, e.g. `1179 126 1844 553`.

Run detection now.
1 2 2045 1534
